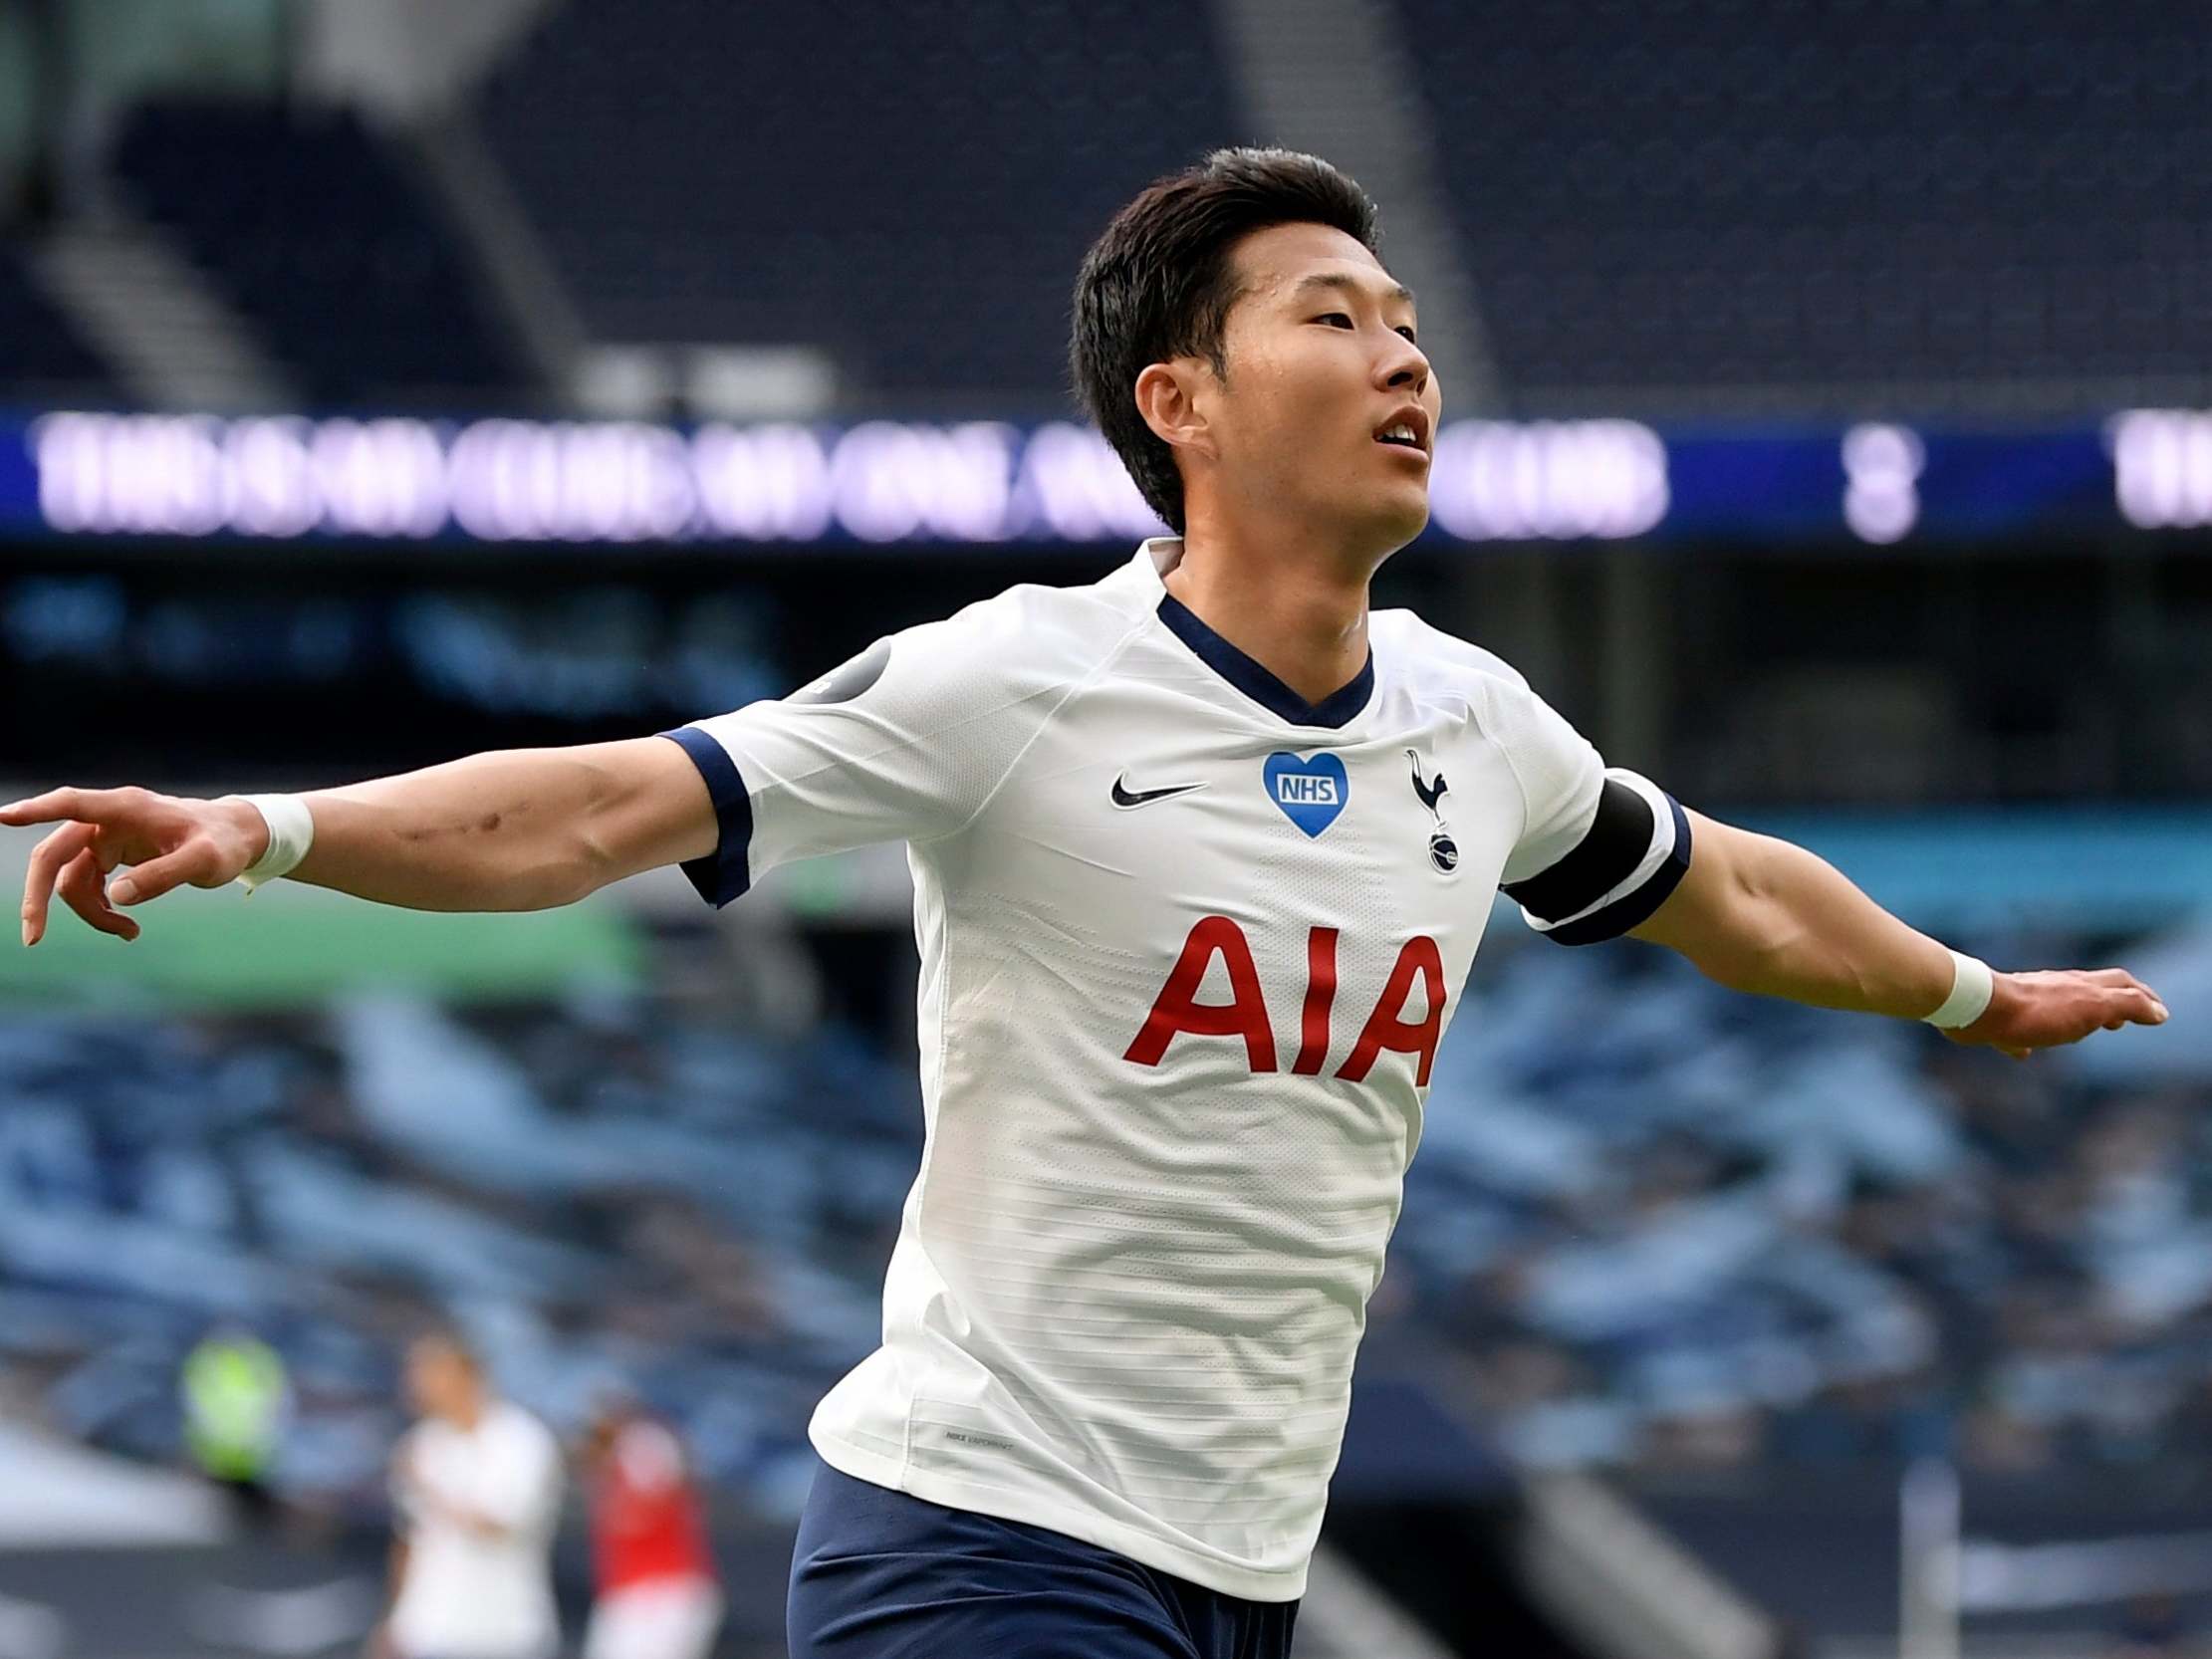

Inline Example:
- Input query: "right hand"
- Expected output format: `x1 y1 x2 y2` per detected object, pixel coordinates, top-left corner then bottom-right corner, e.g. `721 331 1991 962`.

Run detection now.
1 787 270 945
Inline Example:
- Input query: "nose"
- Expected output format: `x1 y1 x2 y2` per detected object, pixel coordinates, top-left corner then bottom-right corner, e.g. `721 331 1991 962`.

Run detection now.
1377 333 1431 396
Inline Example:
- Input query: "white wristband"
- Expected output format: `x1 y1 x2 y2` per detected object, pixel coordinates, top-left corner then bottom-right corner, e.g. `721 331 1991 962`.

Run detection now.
1923 948 1995 1029
234 794 315 893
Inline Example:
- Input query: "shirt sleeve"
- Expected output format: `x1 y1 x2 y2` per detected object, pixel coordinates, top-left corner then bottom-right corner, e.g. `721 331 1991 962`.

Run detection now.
1490 680 1693 945
661 597 1071 907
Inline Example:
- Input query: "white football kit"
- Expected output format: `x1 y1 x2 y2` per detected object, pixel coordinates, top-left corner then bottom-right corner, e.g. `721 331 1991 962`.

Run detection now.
389 1401 564 1659
666 537 1688 1601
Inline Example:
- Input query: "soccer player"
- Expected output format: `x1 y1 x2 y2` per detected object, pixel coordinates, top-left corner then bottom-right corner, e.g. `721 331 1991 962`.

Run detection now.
4 150 2166 1658
372 1334 563 1659
579 1399 723 1659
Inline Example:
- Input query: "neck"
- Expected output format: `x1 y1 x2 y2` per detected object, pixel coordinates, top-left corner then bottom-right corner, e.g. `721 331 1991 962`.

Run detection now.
1162 499 1375 706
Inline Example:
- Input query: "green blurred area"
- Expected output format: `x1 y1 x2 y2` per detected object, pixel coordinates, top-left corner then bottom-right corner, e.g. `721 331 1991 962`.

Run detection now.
0 883 641 1010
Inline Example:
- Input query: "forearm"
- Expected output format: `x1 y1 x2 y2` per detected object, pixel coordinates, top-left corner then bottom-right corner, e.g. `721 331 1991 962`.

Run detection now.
291 740 708 912
1629 812 2165 1053
1645 825 1952 1019
6 735 715 940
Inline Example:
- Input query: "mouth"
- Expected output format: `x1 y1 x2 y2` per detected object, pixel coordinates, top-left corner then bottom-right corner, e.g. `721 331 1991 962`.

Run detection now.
1372 408 1432 456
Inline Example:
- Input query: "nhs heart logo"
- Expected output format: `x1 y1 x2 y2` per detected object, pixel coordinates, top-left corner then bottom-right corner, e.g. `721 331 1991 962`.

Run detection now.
1264 752 1349 837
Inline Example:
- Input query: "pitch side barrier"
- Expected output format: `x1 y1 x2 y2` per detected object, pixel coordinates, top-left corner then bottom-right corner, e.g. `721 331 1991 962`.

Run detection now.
10 408 2212 550
1900 1461 2212 1659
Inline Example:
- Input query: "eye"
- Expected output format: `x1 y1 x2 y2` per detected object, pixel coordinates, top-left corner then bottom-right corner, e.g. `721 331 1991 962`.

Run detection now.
1395 325 1419 344
1312 312 1354 329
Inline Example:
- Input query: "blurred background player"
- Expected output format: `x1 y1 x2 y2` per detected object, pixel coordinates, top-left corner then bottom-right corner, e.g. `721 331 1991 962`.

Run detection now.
179 1321 290 1528
372 1333 563 1659
580 1397 723 1659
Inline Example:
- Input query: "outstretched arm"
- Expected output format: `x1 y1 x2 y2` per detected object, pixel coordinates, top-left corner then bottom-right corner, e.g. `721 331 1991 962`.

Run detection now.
1630 811 2168 1058
6 737 715 944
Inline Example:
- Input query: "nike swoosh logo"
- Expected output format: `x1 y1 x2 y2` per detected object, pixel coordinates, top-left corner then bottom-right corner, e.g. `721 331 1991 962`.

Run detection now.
1111 775 1208 810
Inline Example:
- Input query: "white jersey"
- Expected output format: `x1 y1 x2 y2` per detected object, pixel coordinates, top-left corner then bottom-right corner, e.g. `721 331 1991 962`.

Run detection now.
389 1402 563 1659
668 538 1688 1601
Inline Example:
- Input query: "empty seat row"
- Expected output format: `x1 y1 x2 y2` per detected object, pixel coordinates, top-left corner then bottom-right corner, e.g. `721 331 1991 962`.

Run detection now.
112 101 538 410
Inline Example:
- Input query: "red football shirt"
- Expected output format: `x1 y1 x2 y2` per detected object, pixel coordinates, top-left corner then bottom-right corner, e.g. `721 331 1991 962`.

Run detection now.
591 1422 715 1593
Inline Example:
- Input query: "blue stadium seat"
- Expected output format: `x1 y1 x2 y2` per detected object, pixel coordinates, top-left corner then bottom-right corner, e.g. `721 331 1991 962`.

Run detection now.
4 913 2210 1505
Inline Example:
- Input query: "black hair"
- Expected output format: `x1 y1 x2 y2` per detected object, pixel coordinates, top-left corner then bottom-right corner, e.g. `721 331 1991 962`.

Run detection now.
1071 147 1380 534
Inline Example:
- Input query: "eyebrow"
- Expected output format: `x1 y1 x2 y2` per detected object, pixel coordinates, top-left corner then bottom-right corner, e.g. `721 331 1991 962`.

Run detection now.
1290 271 1416 307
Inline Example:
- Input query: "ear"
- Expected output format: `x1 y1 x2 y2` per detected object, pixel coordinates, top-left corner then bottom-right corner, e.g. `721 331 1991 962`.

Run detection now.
1133 360 1216 462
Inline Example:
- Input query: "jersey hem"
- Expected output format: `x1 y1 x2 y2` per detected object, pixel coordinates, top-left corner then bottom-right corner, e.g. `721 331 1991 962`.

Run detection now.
806 1427 1310 1604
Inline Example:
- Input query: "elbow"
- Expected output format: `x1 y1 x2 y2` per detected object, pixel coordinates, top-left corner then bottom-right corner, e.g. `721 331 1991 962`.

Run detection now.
558 751 661 906
557 822 631 908
535 765 634 909
475 839 602 912
533 845 607 910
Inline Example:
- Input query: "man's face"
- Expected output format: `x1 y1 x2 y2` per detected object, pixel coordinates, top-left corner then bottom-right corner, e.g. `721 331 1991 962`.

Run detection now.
1190 222 1440 555
404 1339 476 1422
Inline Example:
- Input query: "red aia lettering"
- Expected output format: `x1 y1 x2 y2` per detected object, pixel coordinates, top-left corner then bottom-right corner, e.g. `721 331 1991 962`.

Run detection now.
1291 926 1338 1075
1122 915 1278 1072
1332 934 1445 1086
1126 919 1443 1083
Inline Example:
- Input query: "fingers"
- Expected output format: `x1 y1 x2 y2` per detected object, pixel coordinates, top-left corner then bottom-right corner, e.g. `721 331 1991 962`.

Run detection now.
110 840 220 907
2112 985 2168 1026
55 847 139 943
0 788 86 828
20 821 96 946
2045 986 2163 1046
0 786 142 829
2089 967 2167 1011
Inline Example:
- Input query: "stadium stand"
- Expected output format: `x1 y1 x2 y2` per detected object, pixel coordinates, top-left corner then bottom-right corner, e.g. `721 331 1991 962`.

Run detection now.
1397 927 2212 1482
3 920 2206 1526
1394 0 2212 409
108 101 537 409
0 964 914 1518
0 246 114 397
475 0 1243 400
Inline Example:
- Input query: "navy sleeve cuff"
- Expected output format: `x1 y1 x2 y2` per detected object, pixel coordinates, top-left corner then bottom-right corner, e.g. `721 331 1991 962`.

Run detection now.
659 728 753 908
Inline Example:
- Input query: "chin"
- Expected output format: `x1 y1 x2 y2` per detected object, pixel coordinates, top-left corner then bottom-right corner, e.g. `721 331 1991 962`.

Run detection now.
1294 482 1431 561
1365 491 1431 555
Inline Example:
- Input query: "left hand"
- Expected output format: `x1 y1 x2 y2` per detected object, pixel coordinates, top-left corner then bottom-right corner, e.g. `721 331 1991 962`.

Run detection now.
1946 968 2167 1059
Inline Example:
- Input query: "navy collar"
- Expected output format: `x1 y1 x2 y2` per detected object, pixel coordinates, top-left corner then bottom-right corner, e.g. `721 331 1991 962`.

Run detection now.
1155 594 1374 730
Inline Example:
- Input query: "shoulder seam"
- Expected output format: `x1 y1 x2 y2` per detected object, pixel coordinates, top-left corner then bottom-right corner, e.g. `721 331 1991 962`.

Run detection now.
930 604 1156 842
1383 609 1540 849
1376 607 1529 689
1462 676 1538 858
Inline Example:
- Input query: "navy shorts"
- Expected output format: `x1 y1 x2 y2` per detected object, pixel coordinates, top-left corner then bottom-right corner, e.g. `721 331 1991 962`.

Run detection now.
787 1463 1300 1659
